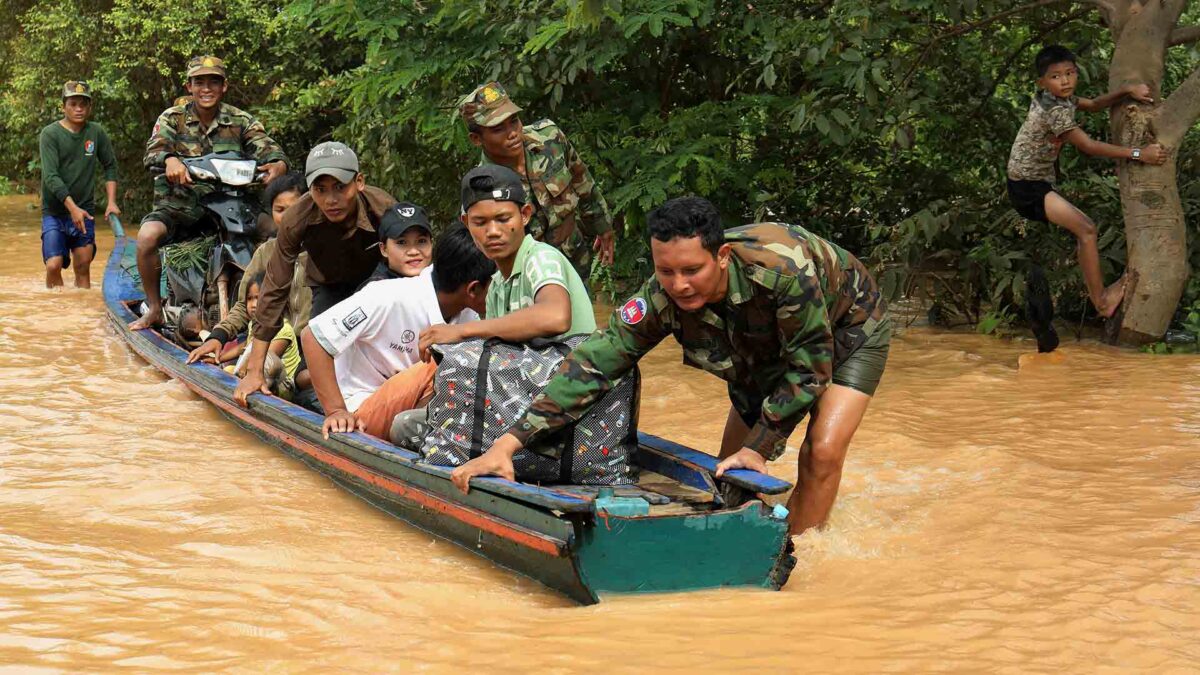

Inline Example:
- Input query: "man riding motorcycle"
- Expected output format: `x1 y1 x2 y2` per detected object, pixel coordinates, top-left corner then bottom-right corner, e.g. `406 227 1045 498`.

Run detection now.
129 54 288 331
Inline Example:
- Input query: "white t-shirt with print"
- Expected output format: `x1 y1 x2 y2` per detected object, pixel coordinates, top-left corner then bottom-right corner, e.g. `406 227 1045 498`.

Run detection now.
308 267 478 412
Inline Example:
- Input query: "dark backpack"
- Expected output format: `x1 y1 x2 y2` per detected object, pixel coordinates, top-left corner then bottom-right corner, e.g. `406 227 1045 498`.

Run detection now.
419 336 639 485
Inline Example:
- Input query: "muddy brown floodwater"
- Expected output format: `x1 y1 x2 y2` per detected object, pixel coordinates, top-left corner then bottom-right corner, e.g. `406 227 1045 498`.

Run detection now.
1 194 1199 671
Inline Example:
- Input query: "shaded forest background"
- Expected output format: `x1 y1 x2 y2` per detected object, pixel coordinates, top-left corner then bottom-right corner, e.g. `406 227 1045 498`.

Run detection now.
4 0 1200 339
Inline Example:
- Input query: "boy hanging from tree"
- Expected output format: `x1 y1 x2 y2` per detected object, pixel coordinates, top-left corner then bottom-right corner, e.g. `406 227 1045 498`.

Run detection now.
1006 45 1167 347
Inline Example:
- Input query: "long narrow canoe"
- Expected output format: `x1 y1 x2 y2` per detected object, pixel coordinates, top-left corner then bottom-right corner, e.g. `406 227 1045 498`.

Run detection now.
102 232 795 604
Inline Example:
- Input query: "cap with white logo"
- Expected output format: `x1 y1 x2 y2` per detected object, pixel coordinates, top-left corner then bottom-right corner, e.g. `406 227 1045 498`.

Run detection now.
305 141 359 187
460 165 527 213
378 202 431 242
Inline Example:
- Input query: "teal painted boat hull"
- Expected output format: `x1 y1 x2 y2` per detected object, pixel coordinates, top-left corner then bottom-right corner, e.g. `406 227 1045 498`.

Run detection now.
102 234 795 604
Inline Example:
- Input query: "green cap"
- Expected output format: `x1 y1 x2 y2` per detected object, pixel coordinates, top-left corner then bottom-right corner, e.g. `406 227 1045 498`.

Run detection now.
458 81 522 128
186 55 226 79
62 81 92 100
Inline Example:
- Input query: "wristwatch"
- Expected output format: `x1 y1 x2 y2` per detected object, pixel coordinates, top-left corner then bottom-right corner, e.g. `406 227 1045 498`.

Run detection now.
1131 147 1142 160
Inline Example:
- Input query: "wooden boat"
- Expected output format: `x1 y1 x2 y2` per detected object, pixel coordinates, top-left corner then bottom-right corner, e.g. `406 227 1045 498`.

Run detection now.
102 225 796 604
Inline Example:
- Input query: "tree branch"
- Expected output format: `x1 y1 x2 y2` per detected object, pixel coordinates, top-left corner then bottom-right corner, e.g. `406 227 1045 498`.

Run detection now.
1157 63 1200 144
1169 25 1200 46
898 0 1112 93
972 8 1093 117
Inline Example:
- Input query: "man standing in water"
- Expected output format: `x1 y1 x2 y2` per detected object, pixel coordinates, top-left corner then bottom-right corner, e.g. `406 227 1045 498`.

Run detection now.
129 55 289 330
38 81 120 289
458 82 614 280
451 196 891 536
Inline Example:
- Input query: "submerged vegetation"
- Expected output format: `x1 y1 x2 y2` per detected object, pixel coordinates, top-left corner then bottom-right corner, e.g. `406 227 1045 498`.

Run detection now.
3 0 1200 335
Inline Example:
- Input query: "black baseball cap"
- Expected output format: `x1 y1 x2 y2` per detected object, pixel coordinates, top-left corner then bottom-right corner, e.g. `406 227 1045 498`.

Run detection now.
460 165 527 212
378 202 431 242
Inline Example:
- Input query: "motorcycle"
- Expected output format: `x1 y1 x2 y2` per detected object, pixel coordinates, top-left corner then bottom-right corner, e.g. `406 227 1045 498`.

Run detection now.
151 152 266 344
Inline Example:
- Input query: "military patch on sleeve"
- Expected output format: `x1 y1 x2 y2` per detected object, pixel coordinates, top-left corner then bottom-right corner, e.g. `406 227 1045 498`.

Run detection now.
341 307 368 331
620 297 648 325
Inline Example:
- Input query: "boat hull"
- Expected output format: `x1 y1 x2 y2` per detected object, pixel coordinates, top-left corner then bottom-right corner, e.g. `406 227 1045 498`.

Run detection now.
102 235 793 604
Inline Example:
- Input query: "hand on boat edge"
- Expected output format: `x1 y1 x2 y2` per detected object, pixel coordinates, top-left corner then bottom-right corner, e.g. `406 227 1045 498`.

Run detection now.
187 339 222 364
714 447 768 478
323 409 365 440
233 371 270 407
451 436 521 493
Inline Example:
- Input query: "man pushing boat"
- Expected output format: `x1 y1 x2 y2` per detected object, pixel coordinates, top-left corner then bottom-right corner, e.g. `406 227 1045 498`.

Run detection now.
450 196 891 535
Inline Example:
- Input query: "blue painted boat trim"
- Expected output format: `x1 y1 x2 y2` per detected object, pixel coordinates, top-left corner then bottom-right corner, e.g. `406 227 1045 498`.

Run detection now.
636 432 793 495
103 236 593 514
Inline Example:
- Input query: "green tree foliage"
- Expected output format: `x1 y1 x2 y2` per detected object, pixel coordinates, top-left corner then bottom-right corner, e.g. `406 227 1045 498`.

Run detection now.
3 0 1200 327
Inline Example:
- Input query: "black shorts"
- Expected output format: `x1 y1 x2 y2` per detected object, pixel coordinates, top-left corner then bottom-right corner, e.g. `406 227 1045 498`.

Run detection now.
1007 179 1055 223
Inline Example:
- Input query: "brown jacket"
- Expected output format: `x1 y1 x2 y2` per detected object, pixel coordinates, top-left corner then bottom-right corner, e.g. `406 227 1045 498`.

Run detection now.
253 185 395 341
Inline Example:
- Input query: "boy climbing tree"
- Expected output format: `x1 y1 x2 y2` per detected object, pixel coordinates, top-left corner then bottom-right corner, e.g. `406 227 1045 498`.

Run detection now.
1006 45 1166 347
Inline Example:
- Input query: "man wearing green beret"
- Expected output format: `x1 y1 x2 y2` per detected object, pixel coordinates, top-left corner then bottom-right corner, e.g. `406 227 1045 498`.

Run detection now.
38 80 120 289
129 55 289 330
458 82 614 281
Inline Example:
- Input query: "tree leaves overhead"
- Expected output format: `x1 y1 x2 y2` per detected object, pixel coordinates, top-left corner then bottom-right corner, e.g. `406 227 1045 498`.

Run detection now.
3 0 1200 323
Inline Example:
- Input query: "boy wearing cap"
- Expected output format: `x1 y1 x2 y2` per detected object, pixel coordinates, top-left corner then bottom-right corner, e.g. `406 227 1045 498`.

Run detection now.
418 165 596 360
39 80 120 288
233 141 398 407
130 55 289 330
300 225 495 440
356 202 434 291
450 196 892 538
458 81 613 281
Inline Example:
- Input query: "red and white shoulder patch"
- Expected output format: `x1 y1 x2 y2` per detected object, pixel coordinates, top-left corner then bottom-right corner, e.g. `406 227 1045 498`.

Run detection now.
619 297 648 325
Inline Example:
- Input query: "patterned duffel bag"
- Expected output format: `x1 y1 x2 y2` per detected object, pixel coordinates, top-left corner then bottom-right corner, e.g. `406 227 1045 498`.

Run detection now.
419 336 639 485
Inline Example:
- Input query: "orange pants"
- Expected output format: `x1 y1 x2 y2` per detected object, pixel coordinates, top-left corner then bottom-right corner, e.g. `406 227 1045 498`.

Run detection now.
354 361 437 440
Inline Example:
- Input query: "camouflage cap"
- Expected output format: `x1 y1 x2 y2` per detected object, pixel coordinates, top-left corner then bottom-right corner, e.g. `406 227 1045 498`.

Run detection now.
186 55 226 79
62 81 92 100
458 81 522 129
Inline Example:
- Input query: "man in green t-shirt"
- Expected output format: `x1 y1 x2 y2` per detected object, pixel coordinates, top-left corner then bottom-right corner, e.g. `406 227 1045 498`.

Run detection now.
38 80 120 288
417 164 596 357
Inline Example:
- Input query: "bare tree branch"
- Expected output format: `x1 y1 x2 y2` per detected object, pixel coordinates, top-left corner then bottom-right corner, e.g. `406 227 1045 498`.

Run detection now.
972 8 1093 116
1168 25 1200 46
898 0 1113 92
1157 63 1200 144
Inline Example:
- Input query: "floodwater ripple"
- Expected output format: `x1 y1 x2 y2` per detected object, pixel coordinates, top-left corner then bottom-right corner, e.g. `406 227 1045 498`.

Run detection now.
1 195 1198 671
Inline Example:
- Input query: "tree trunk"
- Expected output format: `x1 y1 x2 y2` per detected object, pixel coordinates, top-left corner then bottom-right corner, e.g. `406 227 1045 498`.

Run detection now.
1106 0 1190 344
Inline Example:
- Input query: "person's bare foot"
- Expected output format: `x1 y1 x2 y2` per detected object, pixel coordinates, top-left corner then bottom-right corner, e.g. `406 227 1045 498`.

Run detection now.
1097 277 1127 319
128 303 164 330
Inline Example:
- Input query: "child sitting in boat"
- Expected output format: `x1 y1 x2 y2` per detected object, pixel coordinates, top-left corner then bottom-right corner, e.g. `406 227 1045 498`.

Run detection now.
299 224 494 440
222 272 302 400
356 202 434 291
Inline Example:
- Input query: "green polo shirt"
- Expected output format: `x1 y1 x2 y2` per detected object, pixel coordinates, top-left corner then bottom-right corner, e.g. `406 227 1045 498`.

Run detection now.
486 234 597 338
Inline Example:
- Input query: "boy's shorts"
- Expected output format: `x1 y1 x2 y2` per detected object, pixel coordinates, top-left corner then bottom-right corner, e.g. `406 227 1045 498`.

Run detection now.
41 213 96 268
140 190 212 245
734 316 893 430
1007 179 1055 223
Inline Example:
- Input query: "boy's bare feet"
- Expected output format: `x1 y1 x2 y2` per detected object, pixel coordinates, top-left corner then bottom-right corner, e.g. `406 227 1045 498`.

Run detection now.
1098 277 1127 318
128 303 164 330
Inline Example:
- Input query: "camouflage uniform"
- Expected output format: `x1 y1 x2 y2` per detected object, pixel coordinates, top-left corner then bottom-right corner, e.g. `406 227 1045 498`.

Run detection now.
142 56 288 241
460 82 613 279
509 223 889 461
1007 91 1078 183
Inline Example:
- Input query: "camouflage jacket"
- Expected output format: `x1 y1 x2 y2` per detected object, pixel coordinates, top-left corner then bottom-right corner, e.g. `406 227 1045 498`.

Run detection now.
510 222 887 461
143 102 288 198
481 119 612 277
1007 91 1078 183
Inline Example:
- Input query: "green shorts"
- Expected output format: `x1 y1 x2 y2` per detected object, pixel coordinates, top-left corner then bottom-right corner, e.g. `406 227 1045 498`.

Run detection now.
832 316 892 396
733 316 892 428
